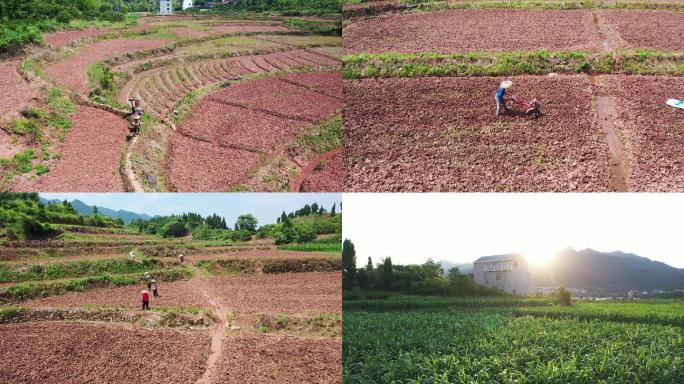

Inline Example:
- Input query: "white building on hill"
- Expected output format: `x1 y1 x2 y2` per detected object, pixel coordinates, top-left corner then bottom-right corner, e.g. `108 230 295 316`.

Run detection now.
159 0 173 15
473 254 529 296
182 0 194 10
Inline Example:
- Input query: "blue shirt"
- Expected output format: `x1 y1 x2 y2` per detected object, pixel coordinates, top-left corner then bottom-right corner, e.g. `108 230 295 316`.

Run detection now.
496 87 506 101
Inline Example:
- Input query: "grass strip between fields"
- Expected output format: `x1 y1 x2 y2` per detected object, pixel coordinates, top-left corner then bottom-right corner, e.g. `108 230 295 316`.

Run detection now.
195 257 341 275
0 267 192 302
342 50 684 79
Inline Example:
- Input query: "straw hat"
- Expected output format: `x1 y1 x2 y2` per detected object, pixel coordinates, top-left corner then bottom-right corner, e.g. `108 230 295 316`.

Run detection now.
500 80 513 89
142 290 148 293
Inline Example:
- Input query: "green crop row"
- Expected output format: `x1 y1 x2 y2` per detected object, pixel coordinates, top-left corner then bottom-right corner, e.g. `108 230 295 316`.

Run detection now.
342 49 684 79
0 267 192 302
0 257 164 283
276 242 342 253
195 257 341 275
343 309 684 383
343 295 552 311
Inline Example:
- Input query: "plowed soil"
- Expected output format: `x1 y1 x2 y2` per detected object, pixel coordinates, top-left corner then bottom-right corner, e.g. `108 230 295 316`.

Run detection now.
44 38 171 93
211 272 341 316
603 75 684 191
165 134 261 192
301 150 344 192
209 74 342 122
343 75 611 191
27 106 128 192
23 278 209 309
343 9 602 54
209 24 288 34
278 71 343 99
44 29 107 48
192 249 335 261
167 72 341 191
0 322 210 384
169 26 210 39
213 335 341 384
0 61 40 122
598 10 684 51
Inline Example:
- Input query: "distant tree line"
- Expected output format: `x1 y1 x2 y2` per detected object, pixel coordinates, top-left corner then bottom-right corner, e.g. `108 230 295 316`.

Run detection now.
342 239 506 297
207 0 340 16
275 202 337 224
131 212 258 241
0 193 123 240
0 0 130 54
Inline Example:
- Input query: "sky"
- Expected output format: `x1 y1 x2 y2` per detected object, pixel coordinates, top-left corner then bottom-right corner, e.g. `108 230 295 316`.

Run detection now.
343 193 684 269
41 193 341 226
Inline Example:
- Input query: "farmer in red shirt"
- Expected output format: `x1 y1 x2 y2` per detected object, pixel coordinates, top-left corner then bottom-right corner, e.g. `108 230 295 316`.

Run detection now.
142 289 150 310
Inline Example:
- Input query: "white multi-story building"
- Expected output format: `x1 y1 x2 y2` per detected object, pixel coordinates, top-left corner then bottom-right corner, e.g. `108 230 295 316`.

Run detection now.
182 0 194 10
473 254 529 296
159 0 173 15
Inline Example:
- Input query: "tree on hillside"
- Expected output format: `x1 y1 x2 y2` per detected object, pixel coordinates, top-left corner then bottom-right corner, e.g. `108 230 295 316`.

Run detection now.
159 220 188 238
342 239 356 290
92 206 98 215
422 259 443 279
381 257 394 289
330 203 336 216
365 256 373 272
280 211 287 223
235 214 258 232
557 285 572 306
311 203 318 214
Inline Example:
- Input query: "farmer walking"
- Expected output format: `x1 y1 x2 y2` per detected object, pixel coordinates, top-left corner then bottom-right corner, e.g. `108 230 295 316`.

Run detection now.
129 250 136 258
142 289 150 310
145 272 152 290
151 280 160 298
495 80 512 116
179 253 185 264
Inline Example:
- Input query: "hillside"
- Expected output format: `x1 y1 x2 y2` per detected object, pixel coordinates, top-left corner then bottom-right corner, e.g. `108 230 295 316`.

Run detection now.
41 198 150 224
530 248 684 292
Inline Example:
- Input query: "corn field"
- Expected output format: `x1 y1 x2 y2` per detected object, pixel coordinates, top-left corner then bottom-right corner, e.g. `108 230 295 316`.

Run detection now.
343 302 684 383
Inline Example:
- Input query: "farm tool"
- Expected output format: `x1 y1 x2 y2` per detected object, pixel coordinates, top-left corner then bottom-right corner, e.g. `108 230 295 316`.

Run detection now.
509 94 541 119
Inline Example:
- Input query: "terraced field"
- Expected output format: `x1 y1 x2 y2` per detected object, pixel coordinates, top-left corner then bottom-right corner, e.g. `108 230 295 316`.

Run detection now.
342 5 684 191
0 225 342 383
1 14 341 192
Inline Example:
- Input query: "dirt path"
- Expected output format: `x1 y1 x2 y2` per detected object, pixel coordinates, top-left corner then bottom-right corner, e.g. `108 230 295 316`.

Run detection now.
191 265 228 384
588 12 629 191
293 147 343 192
123 135 144 192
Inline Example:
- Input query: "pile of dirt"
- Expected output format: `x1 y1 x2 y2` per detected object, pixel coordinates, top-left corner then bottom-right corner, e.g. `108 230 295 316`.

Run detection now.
603 75 684 191
0 322 210 384
598 10 684 51
23 106 128 192
214 335 341 383
44 38 172 93
344 75 612 191
343 9 602 54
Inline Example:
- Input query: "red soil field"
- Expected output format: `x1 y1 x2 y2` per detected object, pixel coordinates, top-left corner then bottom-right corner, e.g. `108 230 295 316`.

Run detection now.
44 38 171 93
24 279 210 309
27 106 128 192
214 335 341 384
169 26 210 38
165 134 261 191
301 150 344 192
278 71 343 99
43 29 107 48
0 322 209 384
603 75 684 192
343 75 611 192
209 74 342 122
0 61 40 122
209 24 289 34
598 10 684 51
180 102 308 150
191 249 336 261
210 272 341 316
167 72 341 191
343 9 602 54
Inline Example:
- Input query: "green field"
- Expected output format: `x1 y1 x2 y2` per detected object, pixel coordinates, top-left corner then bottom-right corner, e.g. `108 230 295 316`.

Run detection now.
343 298 684 383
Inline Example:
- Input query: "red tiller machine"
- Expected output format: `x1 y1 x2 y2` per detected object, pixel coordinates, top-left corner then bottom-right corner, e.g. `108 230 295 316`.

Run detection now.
509 94 542 119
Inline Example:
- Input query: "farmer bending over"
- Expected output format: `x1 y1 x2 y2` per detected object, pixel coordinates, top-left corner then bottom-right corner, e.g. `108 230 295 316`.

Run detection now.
142 290 150 310
495 80 512 116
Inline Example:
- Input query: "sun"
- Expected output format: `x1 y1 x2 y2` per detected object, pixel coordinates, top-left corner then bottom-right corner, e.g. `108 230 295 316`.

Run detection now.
520 246 555 266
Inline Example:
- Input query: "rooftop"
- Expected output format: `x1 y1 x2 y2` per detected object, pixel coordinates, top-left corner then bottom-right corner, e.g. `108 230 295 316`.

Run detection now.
473 253 522 263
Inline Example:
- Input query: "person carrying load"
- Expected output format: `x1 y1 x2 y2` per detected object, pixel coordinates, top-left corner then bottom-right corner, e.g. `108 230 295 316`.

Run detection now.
128 98 143 136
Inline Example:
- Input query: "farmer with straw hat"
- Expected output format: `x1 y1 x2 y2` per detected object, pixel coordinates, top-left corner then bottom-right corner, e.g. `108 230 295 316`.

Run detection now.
495 80 513 116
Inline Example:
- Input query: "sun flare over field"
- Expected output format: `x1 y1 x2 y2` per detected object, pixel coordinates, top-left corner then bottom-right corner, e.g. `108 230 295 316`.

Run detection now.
520 246 556 265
